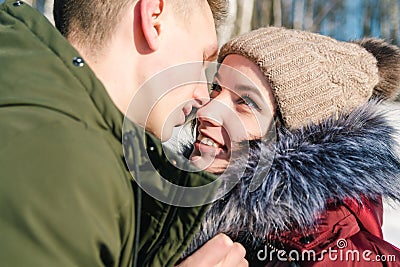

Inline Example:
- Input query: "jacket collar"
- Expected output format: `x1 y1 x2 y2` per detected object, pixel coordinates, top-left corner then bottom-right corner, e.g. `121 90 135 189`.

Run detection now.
1 0 124 142
184 101 400 256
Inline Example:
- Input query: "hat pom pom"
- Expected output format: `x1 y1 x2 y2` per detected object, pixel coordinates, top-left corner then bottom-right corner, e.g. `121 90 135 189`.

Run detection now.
355 38 400 101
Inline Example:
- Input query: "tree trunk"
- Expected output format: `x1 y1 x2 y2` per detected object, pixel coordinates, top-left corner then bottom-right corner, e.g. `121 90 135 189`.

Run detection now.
44 0 54 24
217 0 238 47
380 0 391 39
35 0 44 13
363 0 371 36
389 0 399 44
236 0 255 35
281 0 292 27
304 0 316 30
251 0 274 30
311 0 341 32
293 0 305 29
273 0 282 26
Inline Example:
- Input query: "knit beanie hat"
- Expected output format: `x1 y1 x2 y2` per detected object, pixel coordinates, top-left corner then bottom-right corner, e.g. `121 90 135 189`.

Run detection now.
218 27 400 129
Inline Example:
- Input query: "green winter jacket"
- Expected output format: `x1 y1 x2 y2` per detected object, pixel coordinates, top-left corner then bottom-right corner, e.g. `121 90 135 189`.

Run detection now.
0 1 217 266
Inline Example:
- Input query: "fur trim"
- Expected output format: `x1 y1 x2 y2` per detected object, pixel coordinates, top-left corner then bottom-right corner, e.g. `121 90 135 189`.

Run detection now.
355 38 400 100
379 102 400 159
183 101 400 257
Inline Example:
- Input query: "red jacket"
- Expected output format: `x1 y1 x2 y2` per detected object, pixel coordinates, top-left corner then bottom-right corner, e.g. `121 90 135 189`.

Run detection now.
183 103 400 267
265 198 400 266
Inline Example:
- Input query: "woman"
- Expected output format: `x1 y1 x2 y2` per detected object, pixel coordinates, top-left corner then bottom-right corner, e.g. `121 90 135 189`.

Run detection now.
184 27 400 266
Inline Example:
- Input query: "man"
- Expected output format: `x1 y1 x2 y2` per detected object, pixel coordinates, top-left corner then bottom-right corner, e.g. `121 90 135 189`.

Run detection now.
0 0 247 266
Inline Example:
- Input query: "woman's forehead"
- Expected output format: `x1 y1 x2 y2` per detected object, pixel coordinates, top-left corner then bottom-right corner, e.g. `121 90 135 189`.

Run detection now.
217 55 271 95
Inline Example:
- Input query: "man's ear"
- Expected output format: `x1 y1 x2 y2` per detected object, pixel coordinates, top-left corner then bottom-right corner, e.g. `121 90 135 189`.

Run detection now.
140 0 164 51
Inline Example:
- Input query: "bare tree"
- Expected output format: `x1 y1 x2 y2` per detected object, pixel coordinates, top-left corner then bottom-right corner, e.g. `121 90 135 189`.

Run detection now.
304 0 316 30
311 0 342 32
217 0 238 46
26 0 400 46
363 0 372 36
236 0 255 35
273 0 282 26
388 0 399 43
281 0 292 27
35 0 44 13
252 0 273 28
44 0 54 24
293 0 305 29
381 0 391 39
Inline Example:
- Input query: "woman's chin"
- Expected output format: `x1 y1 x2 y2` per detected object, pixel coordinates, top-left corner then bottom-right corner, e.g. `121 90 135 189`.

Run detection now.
190 154 229 174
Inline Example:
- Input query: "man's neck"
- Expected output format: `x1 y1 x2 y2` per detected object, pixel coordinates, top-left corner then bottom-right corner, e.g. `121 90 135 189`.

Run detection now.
71 40 140 116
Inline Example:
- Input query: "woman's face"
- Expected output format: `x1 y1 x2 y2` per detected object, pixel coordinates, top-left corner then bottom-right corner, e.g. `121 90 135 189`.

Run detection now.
190 54 276 173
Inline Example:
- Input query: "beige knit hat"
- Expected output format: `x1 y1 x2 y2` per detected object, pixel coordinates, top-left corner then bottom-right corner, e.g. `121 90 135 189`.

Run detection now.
218 27 400 129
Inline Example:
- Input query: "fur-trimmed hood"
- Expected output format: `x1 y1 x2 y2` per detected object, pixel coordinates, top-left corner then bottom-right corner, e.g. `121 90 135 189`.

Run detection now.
183 101 400 258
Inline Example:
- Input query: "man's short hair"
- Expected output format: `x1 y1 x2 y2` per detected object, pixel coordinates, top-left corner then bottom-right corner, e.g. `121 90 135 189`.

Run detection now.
53 0 228 50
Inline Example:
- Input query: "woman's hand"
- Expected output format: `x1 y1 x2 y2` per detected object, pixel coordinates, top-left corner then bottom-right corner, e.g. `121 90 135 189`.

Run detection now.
176 233 248 267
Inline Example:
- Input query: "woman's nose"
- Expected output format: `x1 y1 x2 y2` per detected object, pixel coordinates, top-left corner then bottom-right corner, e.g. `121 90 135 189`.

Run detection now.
196 98 230 126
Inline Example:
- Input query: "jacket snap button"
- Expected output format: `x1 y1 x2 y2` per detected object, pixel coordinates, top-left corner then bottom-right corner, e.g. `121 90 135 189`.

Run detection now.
72 57 85 67
299 235 314 245
13 1 23 6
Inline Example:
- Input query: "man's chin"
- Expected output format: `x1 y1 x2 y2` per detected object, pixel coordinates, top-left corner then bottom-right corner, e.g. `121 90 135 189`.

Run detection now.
158 128 173 142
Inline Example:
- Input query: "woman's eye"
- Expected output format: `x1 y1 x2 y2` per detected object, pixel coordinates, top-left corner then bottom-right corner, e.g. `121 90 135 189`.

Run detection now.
210 82 222 92
209 82 222 98
239 95 261 111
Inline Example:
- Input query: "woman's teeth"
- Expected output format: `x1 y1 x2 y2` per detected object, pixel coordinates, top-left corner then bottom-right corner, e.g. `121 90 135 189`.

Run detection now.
200 137 219 148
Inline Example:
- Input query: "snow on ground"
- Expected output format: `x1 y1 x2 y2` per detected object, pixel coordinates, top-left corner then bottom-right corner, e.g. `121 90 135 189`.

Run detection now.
383 200 400 248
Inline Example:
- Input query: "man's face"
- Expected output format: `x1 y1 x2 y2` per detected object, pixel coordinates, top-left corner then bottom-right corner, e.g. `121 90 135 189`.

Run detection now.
143 3 218 141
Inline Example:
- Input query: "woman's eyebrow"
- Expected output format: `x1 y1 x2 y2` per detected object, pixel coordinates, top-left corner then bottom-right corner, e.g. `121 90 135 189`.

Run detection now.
235 84 262 98
214 72 262 97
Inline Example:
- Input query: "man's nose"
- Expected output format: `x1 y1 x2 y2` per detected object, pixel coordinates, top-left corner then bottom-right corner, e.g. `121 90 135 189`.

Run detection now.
192 67 212 108
192 82 211 109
